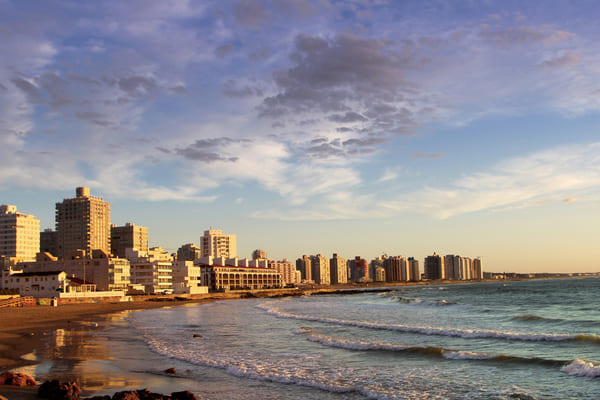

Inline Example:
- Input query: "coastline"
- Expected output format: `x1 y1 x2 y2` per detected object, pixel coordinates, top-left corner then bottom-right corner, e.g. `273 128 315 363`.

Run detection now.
0 278 545 399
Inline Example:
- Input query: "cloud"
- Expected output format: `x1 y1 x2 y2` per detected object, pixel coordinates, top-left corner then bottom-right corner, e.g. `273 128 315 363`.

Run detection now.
539 52 581 69
414 152 444 159
478 26 575 47
563 197 577 204
232 0 272 29
380 142 600 219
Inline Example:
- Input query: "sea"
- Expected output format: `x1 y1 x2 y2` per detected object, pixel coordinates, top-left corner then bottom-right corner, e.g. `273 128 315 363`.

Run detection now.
43 278 600 399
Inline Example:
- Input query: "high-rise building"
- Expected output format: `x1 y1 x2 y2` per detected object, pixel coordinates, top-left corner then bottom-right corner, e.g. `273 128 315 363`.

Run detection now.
40 229 57 256
424 253 444 280
200 229 237 258
296 255 312 282
310 254 330 285
384 256 408 282
349 256 369 282
0 205 40 262
472 258 483 280
408 257 420 281
176 243 201 261
55 187 111 260
330 253 347 284
111 223 148 258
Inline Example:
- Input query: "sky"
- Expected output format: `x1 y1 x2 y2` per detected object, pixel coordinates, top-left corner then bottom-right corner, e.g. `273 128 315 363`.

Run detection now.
1 0 600 273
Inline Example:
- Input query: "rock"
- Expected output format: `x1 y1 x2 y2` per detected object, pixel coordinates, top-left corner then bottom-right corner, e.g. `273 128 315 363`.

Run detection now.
192 334 202 338
164 368 176 374
85 396 111 400
171 391 197 400
0 371 36 386
112 389 169 400
38 379 81 400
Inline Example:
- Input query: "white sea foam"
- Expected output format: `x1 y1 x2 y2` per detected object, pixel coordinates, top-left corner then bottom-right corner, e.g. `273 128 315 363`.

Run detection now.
257 303 574 342
561 359 600 378
441 350 495 360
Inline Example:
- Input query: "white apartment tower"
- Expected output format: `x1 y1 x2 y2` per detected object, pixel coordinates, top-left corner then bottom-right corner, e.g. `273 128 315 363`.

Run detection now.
200 229 237 259
0 205 40 262
55 187 111 260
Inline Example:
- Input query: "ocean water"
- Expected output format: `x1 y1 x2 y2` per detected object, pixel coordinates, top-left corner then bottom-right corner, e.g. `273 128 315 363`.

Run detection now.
117 278 600 399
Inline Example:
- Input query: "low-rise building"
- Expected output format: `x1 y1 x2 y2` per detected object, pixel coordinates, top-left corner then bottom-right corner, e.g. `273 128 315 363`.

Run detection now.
172 260 208 294
196 256 283 291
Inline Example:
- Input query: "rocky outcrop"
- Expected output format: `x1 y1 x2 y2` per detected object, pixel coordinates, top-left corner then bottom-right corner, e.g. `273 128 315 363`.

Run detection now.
86 389 198 400
0 371 36 386
38 379 82 400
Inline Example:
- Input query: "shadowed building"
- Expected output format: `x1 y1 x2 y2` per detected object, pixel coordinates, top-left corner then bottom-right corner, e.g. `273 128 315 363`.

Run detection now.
111 223 148 258
330 253 347 284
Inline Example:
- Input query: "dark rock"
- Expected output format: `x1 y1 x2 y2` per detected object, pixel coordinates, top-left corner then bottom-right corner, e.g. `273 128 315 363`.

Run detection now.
192 334 202 338
164 368 176 374
0 371 36 386
85 396 111 400
112 388 169 400
171 391 197 400
38 379 81 400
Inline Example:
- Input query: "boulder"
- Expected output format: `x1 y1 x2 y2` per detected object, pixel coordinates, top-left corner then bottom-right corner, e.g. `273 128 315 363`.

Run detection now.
171 391 197 400
0 371 36 386
192 334 202 338
38 379 81 400
164 368 176 374
112 389 169 400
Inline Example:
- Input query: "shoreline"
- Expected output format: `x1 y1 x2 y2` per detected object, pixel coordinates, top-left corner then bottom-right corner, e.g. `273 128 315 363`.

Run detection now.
0 277 576 398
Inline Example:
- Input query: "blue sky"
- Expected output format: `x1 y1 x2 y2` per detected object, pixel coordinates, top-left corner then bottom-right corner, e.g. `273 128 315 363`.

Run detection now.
2 0 600 272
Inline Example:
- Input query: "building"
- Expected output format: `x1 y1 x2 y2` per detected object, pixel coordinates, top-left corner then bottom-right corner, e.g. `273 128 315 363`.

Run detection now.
408 257 420 281
127 247 173 294
330 253 347 284
269 259 301 286
55 187 111 260
171 260 207 294
252 249 267 260
176 243 202 261
310 254 330 285
424 253 444 280
384 256 408 282
472 258 483 280
0 205 40 262
18 250 130 292
111 223 148 258
196 256 283 291
2 270 68 298
40 229 57 257
349 256 369 282
296 255 312 283
200 229 237 258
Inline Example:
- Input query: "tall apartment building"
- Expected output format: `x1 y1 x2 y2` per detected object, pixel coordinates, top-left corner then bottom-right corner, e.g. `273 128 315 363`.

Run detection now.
330 253 347 284
472 258 483 280
310 254 330 285
384 256 408 282
408 257 420 281
55 187 111 260
200 229 237 258
296 255 312 282
424 253 445 280
349 256 369 282
111 223 148 258
252 249 267 260
40 229 57 256
0 205 40 262
269 259 301 286
176 243 201 261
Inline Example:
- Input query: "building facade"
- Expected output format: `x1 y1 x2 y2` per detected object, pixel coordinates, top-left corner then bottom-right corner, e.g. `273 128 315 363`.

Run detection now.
269 259 301 286
196 256 283 291
330 253 348 284
55 187 111 260
424 253 445 280
296 255 312 283
111 223 148 258
176 243 202 261
200 229 237 258
311 254 330 285
0 205 40 262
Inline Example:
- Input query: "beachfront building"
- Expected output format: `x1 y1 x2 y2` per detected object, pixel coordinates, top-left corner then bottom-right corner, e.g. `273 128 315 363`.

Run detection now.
473 258 483 280
384 256 409 282
0 205 40 263
408 257 420 281
311 254 330 285
296 255 312 283
349 256 369 282
55 187 111 260
269 259 301 286
330 253 348 284
196 256 283 291
171 260 208 294
127 247 173 294
18 250 131 291
111 223 148 258
424 253 445 280
3 270 68 297
200 229 237 258
373 265 386 282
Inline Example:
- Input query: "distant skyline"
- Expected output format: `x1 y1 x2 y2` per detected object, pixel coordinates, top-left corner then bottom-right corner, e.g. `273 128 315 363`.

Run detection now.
1 1 600 273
